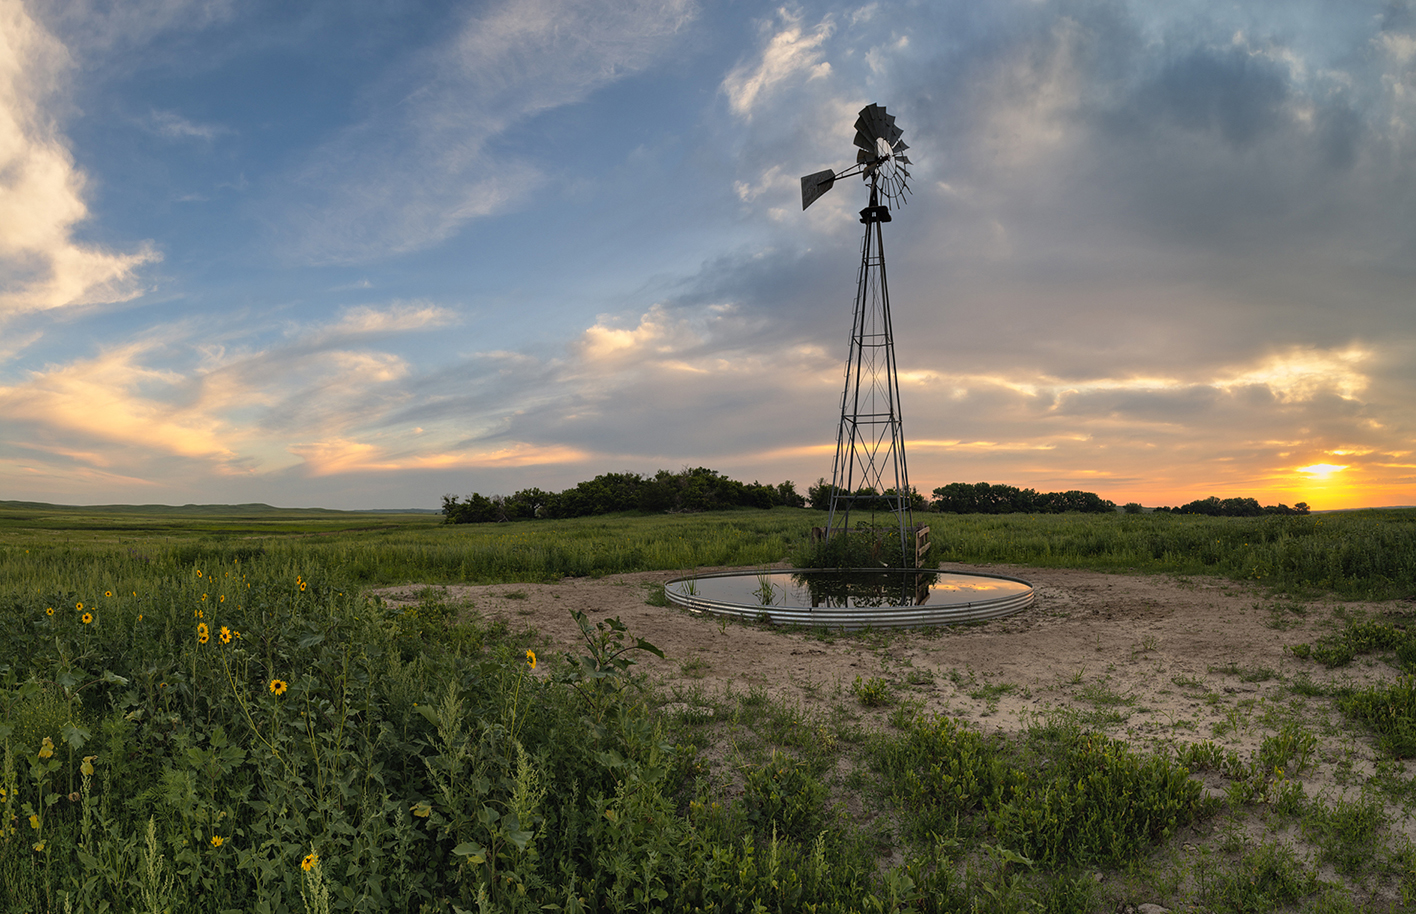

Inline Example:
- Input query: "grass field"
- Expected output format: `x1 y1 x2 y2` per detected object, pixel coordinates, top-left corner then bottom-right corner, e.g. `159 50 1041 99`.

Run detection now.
2 502 1415 912
5 501 1413 595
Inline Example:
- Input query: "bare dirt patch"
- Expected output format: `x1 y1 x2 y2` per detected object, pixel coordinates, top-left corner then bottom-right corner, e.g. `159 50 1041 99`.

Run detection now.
373 563 1404 798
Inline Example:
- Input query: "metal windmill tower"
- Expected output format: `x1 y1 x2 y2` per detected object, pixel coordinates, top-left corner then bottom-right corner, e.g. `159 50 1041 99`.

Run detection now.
801 103 921 566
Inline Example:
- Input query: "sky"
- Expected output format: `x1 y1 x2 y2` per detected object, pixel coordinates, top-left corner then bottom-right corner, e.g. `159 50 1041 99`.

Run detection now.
2 0 1415 511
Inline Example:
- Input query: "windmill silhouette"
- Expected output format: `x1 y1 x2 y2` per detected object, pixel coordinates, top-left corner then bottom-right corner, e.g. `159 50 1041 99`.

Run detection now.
801 103 924 567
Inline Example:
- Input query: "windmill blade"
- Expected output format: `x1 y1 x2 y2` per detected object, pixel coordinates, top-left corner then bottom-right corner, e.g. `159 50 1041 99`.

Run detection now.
856 104 888 140
800 168 836 210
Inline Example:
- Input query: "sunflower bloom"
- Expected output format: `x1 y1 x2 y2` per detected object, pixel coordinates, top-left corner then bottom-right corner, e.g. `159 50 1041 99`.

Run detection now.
38 737 54 759
270 679 288 696
526 649 537 670
197 622 210 645
76 602 83 610
211 835 224 847
105 590 112 598
45 607 53 616
81 612 92 625
301 851 319 872
220 626 232 644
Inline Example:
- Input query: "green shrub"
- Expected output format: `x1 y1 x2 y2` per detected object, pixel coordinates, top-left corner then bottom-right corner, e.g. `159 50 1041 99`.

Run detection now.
1340 676 1416 757
872 715 1203 868
851 676 894 707
742 751 831 842
1200 841 1320 912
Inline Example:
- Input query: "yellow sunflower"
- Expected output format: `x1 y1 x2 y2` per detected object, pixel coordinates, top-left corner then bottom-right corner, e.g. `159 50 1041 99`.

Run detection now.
220 626 232 644
526 649 537 670
270 679 288 696
301 851 319 872
197 622 210 645
81 612 92 625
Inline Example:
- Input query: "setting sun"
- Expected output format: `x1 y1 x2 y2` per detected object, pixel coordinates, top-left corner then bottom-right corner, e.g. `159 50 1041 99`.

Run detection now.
1297 464 1348 479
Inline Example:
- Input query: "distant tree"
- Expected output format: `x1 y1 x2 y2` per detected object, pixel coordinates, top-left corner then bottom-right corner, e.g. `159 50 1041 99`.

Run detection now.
441 493 498 524
1123 502 1143 514
775 480 807 508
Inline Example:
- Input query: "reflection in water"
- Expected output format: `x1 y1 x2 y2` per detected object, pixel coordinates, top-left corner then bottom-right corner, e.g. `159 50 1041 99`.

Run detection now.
792 570 938 608
674 570 1033 610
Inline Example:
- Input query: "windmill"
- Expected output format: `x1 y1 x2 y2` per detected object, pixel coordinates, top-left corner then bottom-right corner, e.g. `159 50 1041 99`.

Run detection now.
802 103 923 567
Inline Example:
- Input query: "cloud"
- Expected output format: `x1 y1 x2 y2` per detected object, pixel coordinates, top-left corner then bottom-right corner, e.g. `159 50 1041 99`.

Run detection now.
0 302 461 486
145 108 227 140
0 0 159 313
722 7 834 119
288 438 591 477
0 337 238 465
282 0 696 263
313 301 457 340
28 0 237 55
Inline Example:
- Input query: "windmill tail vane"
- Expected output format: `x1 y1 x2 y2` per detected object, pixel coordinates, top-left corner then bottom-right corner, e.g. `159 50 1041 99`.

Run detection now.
799 102 924 568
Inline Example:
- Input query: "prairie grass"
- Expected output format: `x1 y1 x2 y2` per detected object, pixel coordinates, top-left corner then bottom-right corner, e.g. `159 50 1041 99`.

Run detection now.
3 503 1416 910
4 502 1416 597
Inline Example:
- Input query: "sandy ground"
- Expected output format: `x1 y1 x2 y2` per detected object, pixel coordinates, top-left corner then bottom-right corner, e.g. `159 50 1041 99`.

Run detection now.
373 563 1411 802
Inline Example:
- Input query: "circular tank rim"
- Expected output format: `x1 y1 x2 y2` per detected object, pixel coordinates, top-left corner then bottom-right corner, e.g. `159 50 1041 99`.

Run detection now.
663 567 1035 631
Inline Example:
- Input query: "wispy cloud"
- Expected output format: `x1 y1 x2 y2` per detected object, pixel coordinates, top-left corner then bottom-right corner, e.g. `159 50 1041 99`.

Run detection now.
29 0 237 55
145 108 227 140
281 0 696 263
0 0 159 314
721 7 834 119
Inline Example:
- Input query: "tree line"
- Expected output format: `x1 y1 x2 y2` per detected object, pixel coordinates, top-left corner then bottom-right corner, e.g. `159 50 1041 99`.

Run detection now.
1155 495 1309 516
444 469 1312 523
442 467 806 523
928 481 1116 514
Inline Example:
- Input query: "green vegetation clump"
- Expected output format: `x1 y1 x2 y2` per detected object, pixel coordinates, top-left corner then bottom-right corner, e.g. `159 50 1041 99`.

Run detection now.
872 714 1203 867
1289 615 1416 757
0 556 894 912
